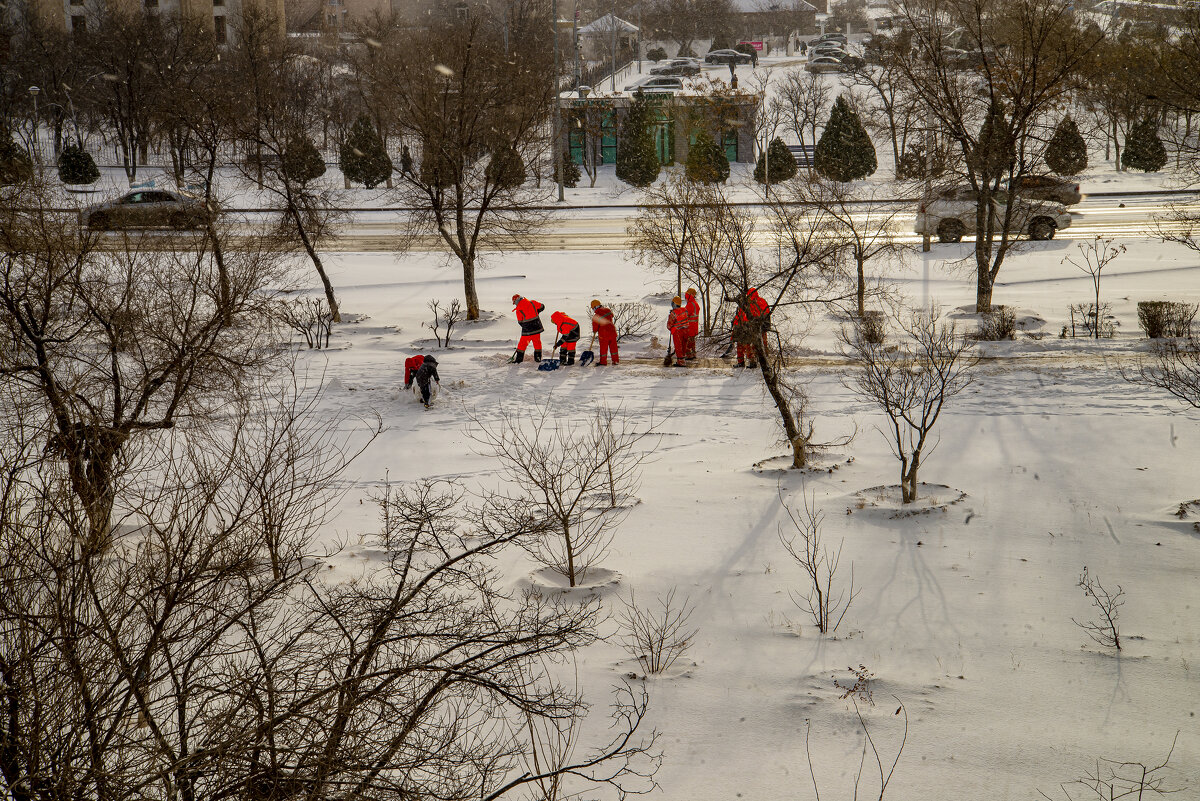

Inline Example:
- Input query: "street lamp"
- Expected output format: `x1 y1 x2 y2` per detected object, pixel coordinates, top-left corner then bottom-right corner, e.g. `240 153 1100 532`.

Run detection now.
552 0 565 202
28 86 40 167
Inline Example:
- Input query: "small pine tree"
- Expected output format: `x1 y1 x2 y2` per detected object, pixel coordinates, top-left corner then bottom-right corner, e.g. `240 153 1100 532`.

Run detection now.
685 130 729 183
282 135 326 185
754 137 798 185
1045 115 1088 176
616 91 661 187
562 151 581 188
420 140 455 188
57 142 100 185
813 96 877 182
647 47 668 62
970 101 1015 177
0 138 33 185
486 145 526 189
340 115 393 189
1121 118 1167 172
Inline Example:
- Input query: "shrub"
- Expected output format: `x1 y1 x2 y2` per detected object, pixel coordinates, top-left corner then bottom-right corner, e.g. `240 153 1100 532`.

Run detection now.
647 46 668 62
1138 300 1198 338
561 151 581 188
970 101 1015 176
0 138 33 185
857 310 886 344
420 139 455 188
57 143 100 185
685 129 729 184
340 115 392 188
282 135 326 186
814 95 876 182
615 91 661 187
754 137 798 185
1122 118 1167 172
485 144 526 190
977 306 1016 341
1045 115 1088 176
1067 303 1114 338
678 45 697 58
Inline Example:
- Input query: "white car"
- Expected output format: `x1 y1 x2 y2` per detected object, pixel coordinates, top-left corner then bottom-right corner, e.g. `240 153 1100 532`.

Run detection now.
623 76 684 92
914 186 1072 242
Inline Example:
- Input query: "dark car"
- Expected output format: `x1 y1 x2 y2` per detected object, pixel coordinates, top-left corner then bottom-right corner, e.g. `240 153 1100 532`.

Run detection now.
704 48 753 65
816 32 848 45
805 55 846 73
623 75 685 92
1006 174 1083 206
81 189 218 230
650 58 702 76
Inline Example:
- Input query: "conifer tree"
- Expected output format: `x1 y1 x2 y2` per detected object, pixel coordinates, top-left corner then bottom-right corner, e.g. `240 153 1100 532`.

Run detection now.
340 115 393 189
485 145 526 189
970 101 1015 177
753 137 798 185
616 91 661 187
1121 118 1167 172
813 95 876 182
282 135 326 186
0 137 32 185
685 130 729 184
57 143 100 185
1045 115 1088 176
562 150 581 188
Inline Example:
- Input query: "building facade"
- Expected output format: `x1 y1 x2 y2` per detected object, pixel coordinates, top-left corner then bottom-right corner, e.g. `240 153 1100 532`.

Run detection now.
17 0 285 42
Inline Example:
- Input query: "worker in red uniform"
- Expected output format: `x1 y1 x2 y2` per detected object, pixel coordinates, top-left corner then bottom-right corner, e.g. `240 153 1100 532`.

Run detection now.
510 294 545 363
683 287 700 360
667 296 690 367
403 354 425 389
550 311 581 366
590 299 619 365
731 287 770 369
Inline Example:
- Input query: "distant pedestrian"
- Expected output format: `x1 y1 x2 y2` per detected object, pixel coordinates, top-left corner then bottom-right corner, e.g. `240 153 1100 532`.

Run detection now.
403 354 425 389
414 355 440 408
590 299 620 365
683 288 700 360
667 296 690 367
550 311 581 366
731 287 770 369
510 294 545 363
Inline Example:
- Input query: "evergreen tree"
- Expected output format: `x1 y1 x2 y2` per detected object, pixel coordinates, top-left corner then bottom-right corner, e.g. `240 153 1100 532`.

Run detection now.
420 139 455 188
0 138 32 185
282 135 326 186
969 101 1015 177
340 115 393 189
813 96 877 182
1121 118 1167 172
685 130 730 184
616 91 661 187
753 137 798 185
1045 115 1088 176
57 143 100 185
486 145 527 189
562 151 581 188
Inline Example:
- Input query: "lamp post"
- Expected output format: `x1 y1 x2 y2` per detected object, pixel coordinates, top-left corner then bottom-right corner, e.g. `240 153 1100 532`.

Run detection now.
553 0 565 201
28 86 41 168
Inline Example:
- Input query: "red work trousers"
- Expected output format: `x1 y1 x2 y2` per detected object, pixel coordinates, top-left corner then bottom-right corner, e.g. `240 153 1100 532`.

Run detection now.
736 332 769 364
671 329 688 362
598 330 619 364
517 333 542 352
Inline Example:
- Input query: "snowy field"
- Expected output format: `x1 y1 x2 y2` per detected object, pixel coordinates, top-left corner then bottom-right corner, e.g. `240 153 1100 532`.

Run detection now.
291 233 1200 800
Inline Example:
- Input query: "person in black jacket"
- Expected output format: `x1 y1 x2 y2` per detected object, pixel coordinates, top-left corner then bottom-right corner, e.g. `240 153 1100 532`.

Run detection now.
414 355 440 408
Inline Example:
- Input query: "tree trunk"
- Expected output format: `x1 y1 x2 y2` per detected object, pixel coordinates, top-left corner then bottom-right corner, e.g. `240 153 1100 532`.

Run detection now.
291 206 341 322
753 334 807 469
975 251 994 313
901 450 920 503
563 524 577 587
856 255 866 318
462 254 480 320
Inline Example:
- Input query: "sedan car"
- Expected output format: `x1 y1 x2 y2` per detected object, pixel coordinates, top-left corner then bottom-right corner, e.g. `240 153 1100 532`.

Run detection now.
623 75 685 92
805 55 846 73
1006 174 1083 206
914 186 1072 242
649 58 702 76
704 48 753 65
81 189 217 230
809 43 847 58
817 32 848 44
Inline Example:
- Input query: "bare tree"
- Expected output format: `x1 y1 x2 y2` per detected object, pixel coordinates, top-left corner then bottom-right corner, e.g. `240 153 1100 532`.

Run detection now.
847 35 922 178
1123 337 1200 409
615 588 699 674
777 71 831 169
778 495 857 635
1072 566 1124 651
468 401 658 587
426 297 464 347
1039 733 1183 801
643 0 736 57
1062 236 1126 339
841 305 978 504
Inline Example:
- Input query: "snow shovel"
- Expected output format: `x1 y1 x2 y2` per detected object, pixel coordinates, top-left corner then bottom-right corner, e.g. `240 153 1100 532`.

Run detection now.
663 341 674 367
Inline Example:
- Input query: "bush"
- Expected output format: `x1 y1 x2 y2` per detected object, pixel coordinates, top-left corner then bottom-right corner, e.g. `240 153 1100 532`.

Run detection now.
340 115 393 189
1067 303 1114 338
709 35 731 51
754 137 798 185
615 91 661 187
977 306 1016 341
420 139 455 188
1122 118 1167 172
485 144 526 190
1138 301 1198 338
814 95 876 182
678 45 697 58
647 47 668 62
57 143 100 185
282 135 326 186
734 42 758 63
685 130 729 184
0 138 33 185
857 311 886 344
561 151 580 188
1045 115 1088 176
970 101 1015 176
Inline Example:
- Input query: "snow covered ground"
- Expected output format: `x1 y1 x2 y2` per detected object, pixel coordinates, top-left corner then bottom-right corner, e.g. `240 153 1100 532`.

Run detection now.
292 232 1199 800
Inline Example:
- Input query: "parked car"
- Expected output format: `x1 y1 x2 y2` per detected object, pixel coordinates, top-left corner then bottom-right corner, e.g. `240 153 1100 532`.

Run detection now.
623 75 685 92
914 186 1072 242
1006 174 1083 206
805 55 846 73
704 48 753 65
80 189 218 230
809 42 847 58
650 58 702 76
817 32 848 44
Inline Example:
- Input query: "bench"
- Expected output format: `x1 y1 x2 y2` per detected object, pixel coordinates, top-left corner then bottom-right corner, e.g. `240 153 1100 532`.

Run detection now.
787 144 815 168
